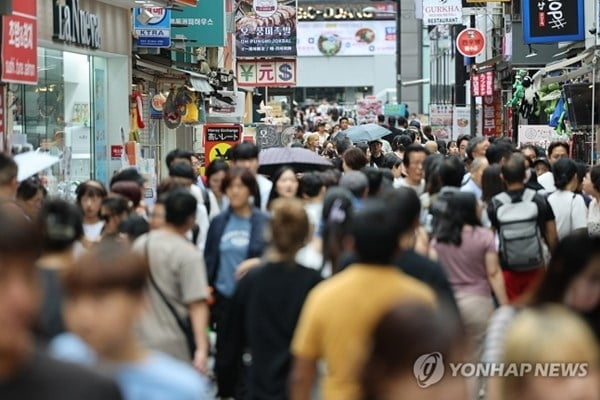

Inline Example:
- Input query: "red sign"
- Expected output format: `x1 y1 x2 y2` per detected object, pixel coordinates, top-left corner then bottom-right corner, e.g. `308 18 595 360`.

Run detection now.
111 145 124 159
1 0 37 85
482 92 503 137
203 124 242 172
0 86 4 152
456 28 486 58
471 71 494 97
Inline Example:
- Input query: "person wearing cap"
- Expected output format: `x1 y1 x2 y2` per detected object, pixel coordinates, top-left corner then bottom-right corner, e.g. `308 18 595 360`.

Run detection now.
368 140 385 168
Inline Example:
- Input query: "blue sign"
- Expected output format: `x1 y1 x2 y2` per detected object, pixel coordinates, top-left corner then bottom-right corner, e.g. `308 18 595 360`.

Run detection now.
523 0 585 44
134 8 171 48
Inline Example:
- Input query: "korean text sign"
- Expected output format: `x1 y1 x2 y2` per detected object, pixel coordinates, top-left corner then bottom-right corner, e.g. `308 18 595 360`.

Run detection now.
235 0 297 57
1 0 37 84
523 0 584 44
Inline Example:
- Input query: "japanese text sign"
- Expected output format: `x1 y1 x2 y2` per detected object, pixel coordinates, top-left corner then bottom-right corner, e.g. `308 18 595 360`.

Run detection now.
471 71 494 97
203 124 242 168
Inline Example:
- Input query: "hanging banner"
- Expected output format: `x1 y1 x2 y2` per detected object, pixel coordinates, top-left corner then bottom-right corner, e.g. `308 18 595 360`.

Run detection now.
1 0 37 85
297 20 395 57
237 59 296 87
204 124 242 167
422 0 462 26
482 93 503 137
171 0 225 47
452 106 471 140
133 7 171 48
429 104 452 140
235 0 297 57
471 71 494 97
522 0 585 44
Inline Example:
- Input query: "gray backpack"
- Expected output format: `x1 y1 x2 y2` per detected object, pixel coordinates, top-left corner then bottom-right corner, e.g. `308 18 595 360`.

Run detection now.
492 188 544 271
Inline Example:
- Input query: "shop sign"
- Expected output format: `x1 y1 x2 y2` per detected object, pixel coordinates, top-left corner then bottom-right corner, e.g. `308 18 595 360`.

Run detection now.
429 104 453 140
203 124 242 166
422 0 462 26
466 0 509 2
452 106 471 140
134 8 171 48
298 4 396 21
237 59 296 87
53 0 102 49
171 0 225 47
298 20 395 57
235 0 297 57
456 28 485 58
482 93 502 136
383 103 407 117
522 0 584 44
518 124 563 146
1 0 37 85
471 71 494 97
0 86 4 152
111 145 123 160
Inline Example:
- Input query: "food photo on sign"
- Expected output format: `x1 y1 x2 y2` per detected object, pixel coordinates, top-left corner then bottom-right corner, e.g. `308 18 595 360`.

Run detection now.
235 0 297 57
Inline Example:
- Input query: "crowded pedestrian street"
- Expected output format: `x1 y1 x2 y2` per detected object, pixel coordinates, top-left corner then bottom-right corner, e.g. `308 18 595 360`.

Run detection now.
0 0 599 399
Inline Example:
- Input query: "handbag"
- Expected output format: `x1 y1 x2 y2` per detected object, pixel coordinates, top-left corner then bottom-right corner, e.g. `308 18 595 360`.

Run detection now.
145 237 197 358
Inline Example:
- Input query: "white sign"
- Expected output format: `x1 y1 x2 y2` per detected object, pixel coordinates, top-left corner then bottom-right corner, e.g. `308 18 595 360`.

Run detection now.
518 125 565 146
297 20 395 57
422 0 462 26
452 106 471 140
430 104 453 140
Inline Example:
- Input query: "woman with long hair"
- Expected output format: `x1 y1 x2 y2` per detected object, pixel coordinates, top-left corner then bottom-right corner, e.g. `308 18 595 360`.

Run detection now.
206 159 230 215
583 164 600 235
216 198 322 399
431 192 508 359
266 166 300 210
320 187 354 276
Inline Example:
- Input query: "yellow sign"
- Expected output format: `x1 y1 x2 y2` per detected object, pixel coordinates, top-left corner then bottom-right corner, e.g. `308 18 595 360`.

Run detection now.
209 142 232 163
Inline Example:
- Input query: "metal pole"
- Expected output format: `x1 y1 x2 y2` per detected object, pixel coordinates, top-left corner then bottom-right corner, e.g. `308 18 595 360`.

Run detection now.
396 0 402 105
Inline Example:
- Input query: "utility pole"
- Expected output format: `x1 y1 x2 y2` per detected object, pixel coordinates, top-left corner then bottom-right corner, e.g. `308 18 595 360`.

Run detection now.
396 0 402 105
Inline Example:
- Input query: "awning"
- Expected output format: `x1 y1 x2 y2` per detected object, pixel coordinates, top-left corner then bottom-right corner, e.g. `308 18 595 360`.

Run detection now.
172 67 214 93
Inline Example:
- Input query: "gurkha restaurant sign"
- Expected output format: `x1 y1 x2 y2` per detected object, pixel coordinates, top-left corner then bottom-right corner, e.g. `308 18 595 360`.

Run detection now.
522 0 584 44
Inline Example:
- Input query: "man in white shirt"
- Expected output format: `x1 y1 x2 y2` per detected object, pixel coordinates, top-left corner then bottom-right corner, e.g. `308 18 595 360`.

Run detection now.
461 157 488 201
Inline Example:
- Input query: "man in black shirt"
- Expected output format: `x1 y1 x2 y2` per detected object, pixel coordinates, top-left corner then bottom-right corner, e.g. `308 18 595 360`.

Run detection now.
0 209 122 400
368 140 385 168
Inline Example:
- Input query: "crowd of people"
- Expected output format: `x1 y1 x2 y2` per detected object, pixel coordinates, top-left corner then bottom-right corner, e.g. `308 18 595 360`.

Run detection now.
0 124 599 400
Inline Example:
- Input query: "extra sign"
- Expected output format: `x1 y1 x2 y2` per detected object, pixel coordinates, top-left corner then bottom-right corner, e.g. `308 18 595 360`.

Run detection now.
1 0 37 84
456 28 485 58
237 59 296 87
134 8 171 48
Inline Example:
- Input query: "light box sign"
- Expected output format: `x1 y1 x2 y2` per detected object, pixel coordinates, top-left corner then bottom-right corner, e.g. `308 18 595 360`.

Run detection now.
171 0 225 47
237 59 296 87
1 0 37 84
523 0 585 44
134 8 171 48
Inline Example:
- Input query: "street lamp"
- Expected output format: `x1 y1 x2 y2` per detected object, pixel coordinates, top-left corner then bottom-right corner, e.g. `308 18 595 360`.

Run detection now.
362 5 402 105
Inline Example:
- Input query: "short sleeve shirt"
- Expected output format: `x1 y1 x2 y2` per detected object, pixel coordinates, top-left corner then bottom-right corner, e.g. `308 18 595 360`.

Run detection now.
487 188 555 235
215 214 251 297
547 190 587 240
133 231 209 362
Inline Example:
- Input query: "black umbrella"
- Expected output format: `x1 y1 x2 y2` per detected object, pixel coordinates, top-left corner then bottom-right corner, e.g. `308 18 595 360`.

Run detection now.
258 147 333 176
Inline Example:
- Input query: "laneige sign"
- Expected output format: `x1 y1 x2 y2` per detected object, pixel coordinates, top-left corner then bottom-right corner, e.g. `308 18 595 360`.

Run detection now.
53 0 101 49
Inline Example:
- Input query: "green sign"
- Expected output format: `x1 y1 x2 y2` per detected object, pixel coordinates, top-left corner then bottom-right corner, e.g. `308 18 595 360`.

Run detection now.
171 0 225 47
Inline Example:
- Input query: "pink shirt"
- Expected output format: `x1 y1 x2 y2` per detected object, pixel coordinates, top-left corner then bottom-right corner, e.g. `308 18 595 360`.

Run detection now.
432 226 496 297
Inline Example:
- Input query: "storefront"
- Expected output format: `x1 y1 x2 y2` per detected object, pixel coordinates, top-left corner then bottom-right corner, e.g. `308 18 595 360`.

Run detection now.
4 0 131 189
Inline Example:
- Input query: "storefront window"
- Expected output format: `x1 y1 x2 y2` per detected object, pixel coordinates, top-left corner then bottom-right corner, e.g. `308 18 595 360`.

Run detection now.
12 48 107 193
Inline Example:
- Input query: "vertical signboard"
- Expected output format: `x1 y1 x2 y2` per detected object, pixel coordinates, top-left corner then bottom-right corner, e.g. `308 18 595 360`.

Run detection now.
134 8 171 48
452 106 471 139
482 93 503 137
235 0 297 57
471 71 494 97
0 85 4 152
522 0 585 44
171 0 225 47
1 0 37 85
429 104 453 140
